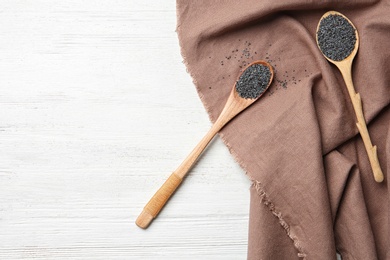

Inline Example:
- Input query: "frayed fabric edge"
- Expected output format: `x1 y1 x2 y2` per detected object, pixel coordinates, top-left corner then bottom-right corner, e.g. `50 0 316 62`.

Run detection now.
212 133 305 258
176 5 220 124
252 179 307 259
175 3 306 259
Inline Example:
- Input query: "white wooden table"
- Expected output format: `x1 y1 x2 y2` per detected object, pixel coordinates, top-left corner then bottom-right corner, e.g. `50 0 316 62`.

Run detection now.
0 1 251 259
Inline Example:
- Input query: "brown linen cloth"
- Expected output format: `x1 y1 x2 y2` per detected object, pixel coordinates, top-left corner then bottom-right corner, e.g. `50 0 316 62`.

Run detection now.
176 0 389 259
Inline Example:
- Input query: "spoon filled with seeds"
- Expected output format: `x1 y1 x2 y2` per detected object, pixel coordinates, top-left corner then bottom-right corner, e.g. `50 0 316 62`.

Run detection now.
136 61 274 228
316 11 384 182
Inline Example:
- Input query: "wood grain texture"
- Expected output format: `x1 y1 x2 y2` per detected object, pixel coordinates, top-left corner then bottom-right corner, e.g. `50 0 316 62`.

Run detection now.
0 1 251 259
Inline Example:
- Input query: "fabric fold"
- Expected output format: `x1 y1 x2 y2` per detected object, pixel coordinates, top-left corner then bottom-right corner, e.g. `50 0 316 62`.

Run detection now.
176 1 389 258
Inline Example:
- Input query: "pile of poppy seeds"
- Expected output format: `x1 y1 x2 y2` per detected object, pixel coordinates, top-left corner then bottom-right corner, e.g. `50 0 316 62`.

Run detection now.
317 14 356 61
235 63 271 99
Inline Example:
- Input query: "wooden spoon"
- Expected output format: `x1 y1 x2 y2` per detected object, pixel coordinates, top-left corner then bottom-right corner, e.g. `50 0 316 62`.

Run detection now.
136 61 274 228
316 11 384 183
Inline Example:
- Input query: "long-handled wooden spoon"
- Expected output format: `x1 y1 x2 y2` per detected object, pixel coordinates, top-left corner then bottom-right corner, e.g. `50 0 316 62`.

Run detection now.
316 11 384 182
136 61 274 228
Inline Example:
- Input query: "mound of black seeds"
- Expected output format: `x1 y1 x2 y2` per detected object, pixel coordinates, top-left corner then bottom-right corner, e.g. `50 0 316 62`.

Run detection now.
235 64 271 99
317 14 356 61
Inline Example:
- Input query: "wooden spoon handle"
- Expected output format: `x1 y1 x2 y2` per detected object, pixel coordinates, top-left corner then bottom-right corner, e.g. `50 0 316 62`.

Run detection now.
136 122 222 229
136 173 183 229
339 65 384 182
353 92 384 182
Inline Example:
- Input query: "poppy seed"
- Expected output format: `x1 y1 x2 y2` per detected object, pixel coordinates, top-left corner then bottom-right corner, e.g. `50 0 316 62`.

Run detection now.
317 14 356 61
235 64 271 99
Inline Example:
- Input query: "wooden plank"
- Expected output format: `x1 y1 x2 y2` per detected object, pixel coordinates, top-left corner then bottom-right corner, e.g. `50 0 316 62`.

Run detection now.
0 1 250 259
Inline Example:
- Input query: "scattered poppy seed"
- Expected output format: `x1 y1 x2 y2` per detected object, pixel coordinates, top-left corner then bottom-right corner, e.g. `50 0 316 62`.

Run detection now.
317 14 356 61
235 64 271 99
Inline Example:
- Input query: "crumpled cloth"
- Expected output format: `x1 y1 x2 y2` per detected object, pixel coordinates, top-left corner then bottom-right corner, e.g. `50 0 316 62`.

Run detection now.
176 0 389 259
